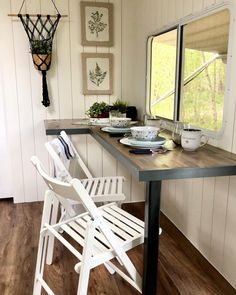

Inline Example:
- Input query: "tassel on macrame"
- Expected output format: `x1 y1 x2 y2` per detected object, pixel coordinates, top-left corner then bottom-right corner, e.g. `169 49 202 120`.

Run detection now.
42 71 50 107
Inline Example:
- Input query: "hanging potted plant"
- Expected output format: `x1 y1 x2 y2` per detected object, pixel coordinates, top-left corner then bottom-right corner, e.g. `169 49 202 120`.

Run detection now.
30 39 52 71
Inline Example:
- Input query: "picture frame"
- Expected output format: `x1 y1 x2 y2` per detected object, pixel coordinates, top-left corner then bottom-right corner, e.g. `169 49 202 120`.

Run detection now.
82 53 113 95
80 1 113 47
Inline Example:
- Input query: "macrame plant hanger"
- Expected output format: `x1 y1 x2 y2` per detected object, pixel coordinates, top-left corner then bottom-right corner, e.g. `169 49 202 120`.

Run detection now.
15 0 63 107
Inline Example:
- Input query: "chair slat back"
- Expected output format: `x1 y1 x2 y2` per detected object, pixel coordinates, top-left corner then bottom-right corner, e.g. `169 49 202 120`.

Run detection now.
60 131 93 179
31 156 101 219
45 131 93 182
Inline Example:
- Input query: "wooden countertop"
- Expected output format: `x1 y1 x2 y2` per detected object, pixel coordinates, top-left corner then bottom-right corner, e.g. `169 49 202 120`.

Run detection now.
45 119 236 181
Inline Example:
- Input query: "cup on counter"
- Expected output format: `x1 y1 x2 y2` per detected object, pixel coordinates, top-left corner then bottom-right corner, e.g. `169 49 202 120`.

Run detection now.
181 128 208 151
109 110 126 119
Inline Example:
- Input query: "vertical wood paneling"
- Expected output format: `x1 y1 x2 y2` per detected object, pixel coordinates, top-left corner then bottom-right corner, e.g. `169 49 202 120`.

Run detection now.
155 0 163 29
160 180 168 213
69 0 85 119
110 0 122 103
183 0 193 17
87 135 103 177
203 0 216 9
199 177 215 258
192 0 203 13
165 180 176 224
223 176 236 287
186 178 203 248
71 134 88 165
11 0 38 202
121 0 136 105
0 1 25 203
55 0 73 119
180 178 192 235
117 162 132 202
102 149 117 177
175 0 184 21
162 0 169 27
167 0 176 24
174 179 185 231
130 176 145 202
0 69 13 197
210 177 229 271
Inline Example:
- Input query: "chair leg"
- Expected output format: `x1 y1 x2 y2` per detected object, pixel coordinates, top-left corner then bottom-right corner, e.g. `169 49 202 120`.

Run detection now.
33 191 54 295
46 194 60 265
33 234 48 295
77 221 95 295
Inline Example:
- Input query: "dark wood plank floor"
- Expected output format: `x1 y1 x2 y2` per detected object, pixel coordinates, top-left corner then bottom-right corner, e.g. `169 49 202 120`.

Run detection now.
0 199 235 295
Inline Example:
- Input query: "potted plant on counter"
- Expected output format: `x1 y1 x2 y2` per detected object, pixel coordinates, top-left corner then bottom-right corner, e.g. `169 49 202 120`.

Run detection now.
86 101 111 118
112 99 137 121
112 99 128 114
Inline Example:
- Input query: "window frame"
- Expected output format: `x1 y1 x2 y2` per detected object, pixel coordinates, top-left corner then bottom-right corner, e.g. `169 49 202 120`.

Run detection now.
145 4 232 138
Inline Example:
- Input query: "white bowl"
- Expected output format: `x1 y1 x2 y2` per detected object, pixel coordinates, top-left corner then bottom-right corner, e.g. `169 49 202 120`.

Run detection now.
130 126 160 141
110 117 131 128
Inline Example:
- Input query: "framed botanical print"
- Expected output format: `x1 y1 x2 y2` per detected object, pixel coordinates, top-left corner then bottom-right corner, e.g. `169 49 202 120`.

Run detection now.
80 1 113 47
82 53 113 95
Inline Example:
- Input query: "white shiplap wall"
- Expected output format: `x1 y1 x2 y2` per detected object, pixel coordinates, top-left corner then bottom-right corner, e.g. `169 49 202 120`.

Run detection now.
0 0 145 203
131 0 236 288
1 0 236 289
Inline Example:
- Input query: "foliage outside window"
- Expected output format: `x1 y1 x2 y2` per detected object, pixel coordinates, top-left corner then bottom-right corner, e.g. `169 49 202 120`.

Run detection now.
150 29 177 120
147 9 230 133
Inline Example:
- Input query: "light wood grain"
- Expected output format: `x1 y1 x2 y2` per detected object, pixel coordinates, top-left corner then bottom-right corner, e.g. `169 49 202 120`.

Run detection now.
0 199 235 295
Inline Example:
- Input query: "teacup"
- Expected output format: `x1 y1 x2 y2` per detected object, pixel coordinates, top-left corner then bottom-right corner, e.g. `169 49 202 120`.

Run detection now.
181 129 208 151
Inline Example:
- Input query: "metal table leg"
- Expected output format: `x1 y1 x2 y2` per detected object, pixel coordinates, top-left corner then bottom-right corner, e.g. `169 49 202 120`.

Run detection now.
142 180 162 294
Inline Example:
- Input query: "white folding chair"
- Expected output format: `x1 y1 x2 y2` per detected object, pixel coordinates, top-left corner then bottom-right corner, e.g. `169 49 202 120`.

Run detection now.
45 131 126 205
45 132 127 271
31 156 144 295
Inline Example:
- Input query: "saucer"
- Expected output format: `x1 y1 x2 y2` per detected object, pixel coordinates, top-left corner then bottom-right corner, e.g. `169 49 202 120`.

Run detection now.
120 136 166 149
101 126 131 133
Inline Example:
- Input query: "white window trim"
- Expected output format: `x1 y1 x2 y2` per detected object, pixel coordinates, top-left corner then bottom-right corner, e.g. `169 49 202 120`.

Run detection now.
145 2 235 139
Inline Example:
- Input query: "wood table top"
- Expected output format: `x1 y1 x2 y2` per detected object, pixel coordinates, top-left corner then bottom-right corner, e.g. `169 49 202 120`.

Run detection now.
45 119 236 181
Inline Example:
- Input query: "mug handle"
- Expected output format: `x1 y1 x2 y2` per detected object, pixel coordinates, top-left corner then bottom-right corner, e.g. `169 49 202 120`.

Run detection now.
200 135 208 147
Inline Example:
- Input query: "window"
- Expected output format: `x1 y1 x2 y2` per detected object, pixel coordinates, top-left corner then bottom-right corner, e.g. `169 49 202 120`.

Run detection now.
146 8 230 133
149 29 177 120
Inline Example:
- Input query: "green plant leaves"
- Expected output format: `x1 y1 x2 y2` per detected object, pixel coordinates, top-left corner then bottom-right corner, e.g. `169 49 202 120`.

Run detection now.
88 11 107 37
89 63 107 86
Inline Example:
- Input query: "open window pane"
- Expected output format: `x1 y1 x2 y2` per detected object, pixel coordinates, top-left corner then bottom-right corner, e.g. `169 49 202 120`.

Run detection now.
180 9 229 131
149 29 177 120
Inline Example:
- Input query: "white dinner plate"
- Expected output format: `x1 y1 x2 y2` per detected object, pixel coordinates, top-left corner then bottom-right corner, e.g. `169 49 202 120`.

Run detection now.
120 136 166 148
101 126 131 133
89 118 110 126
127 136 166 146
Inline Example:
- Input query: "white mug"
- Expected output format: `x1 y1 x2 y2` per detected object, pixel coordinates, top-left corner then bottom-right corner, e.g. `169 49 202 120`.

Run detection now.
181 129 208 151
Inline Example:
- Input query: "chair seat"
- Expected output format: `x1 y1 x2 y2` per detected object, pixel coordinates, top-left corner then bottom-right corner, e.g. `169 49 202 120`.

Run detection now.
81 176 125 202
43 202 144 271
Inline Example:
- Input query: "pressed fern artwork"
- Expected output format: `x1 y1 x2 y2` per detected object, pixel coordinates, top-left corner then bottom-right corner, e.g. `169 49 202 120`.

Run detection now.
82 53 113 95
88 11 107 37
81 2 113 46
89 63 107 86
